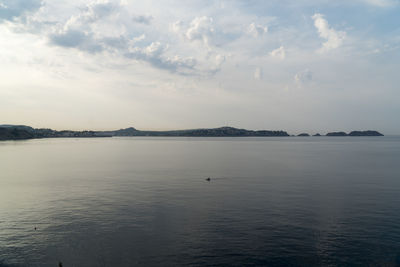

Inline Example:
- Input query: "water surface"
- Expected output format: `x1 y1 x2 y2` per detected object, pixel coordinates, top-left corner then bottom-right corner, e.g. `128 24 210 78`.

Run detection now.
1 137 399 266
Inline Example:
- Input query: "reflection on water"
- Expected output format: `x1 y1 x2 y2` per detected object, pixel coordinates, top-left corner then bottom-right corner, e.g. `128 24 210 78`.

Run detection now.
1 137 400 266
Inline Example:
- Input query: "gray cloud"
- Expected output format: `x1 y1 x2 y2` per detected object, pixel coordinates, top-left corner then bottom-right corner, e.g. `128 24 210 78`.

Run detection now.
0 0 42 22
49 30 103 53
48 1 121 53
132 14 153 25
125 42 197 74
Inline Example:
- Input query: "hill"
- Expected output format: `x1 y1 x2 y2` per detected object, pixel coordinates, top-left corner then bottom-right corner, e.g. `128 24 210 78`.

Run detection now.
0 125 384 141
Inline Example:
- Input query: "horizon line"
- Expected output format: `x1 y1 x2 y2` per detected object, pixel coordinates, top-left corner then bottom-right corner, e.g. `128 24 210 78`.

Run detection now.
0 123 388 136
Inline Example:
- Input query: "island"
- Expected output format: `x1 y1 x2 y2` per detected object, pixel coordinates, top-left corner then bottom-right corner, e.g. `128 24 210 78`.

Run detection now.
297 133 310 137
348 131 384 136
0 125 384 141
326 131 348 136
326 131 384 137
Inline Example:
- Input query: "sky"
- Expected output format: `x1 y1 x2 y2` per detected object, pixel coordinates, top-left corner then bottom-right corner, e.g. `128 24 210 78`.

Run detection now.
0 0 399 134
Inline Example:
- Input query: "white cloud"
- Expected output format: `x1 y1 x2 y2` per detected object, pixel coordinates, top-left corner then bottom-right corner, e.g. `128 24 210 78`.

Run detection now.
130 34 145 44
209 54 226 74
143 42 163 57
185 16 214 46
66 0 116 26
171 20 183 33
294 69 312 86
270 46 286 59
215 54 225 67
42 1 204 74
254 67 263 80
312 13 346 52
248 22 268 37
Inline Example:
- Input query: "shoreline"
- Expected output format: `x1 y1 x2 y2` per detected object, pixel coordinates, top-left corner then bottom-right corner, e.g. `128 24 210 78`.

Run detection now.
0 125 384 141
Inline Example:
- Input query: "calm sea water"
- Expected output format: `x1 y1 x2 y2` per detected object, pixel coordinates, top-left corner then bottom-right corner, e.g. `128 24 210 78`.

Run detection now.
1 136 400 266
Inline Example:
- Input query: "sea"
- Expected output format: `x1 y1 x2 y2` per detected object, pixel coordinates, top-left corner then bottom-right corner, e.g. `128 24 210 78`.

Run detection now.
0 136 399 266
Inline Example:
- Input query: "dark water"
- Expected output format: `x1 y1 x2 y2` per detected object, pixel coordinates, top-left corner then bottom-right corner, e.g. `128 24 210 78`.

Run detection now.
1 137 400 266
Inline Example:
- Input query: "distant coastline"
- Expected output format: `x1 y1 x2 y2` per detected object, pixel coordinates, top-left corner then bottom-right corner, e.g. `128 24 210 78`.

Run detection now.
0 125 383 141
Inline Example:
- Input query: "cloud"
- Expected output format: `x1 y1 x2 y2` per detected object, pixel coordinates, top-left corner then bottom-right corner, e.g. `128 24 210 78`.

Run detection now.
312 13 346 52
270 46 286 59
0 0 42 22
215 54 225 66
208 54 226 74
294 69 312 86
360 0 399 7
67 0 116 26
185 16 214 46
248 22 268 37
171 20 183 33
50 29 89 48
49 29 106 53
254 67 263 80
47 1 120 53
132 14 153 25
125 42 197 74
44 3 225 76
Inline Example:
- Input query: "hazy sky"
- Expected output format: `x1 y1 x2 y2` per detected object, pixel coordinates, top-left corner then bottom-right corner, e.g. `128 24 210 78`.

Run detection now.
1 0 399 133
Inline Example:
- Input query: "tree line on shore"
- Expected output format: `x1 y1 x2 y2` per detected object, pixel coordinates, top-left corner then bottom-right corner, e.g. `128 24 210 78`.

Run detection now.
0 125 383 141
